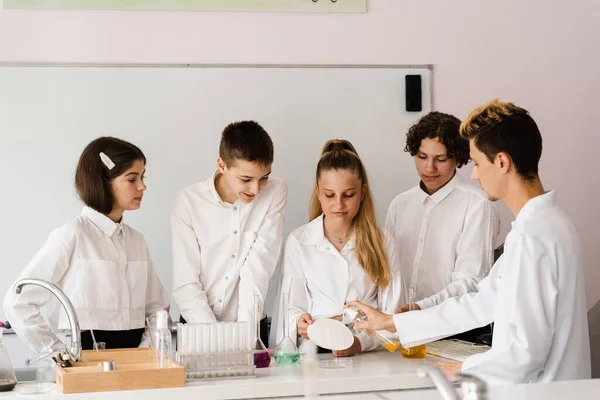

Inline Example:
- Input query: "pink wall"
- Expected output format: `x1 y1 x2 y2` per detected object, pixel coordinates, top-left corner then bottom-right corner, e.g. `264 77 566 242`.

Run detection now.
1 0 598 308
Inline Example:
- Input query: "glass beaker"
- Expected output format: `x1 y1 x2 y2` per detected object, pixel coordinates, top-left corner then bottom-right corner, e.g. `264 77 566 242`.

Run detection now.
274 293 300 365
0 322 17 392
400 287 427 359
251 295 270 368
344 306 400 352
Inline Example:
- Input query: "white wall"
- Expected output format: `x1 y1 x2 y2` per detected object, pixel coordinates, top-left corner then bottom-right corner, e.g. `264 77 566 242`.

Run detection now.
0 0 598 309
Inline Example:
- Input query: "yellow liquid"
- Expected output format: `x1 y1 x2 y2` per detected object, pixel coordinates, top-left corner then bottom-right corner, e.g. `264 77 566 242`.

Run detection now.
400 344 427 359
381 341 400 353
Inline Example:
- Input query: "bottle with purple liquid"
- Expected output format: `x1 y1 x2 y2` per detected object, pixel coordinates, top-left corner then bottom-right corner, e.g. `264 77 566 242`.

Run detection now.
251 295 270 368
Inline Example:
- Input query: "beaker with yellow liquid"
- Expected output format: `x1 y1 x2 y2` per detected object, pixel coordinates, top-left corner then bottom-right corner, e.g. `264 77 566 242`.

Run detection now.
400 343 427 358
400 288 426 359
382 341 401 353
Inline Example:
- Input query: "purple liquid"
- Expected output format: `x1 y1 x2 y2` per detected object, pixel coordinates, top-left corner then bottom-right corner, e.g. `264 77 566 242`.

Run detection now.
254 351 271 368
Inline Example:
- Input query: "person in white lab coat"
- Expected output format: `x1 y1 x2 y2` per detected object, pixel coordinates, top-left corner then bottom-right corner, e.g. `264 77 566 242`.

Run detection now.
347 99 591 385
171 121 287 347
271 139 404 357
4 137 170 352
386 111 499 341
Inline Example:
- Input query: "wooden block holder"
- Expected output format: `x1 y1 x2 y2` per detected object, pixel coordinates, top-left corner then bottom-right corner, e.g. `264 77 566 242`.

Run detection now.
55 348 185 394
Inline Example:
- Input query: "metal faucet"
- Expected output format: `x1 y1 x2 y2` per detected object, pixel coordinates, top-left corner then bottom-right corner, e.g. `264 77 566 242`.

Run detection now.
418 365 488 400
14 279 82 365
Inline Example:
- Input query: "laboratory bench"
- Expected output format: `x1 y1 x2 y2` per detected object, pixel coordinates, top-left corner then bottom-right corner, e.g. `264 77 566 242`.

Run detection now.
1 351 598 399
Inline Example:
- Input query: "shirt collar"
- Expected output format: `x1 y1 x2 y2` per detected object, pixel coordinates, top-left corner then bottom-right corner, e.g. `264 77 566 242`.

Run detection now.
207 169 232 207
299 214 355 251
513 190 557 226
416 170 461 204
81 206 124 238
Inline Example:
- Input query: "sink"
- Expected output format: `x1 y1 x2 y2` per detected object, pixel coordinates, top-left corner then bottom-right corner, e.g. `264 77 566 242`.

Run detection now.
12 367 58 395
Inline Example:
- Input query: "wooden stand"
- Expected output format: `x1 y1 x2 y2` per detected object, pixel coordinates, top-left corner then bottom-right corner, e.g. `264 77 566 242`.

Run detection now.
55 348 185 394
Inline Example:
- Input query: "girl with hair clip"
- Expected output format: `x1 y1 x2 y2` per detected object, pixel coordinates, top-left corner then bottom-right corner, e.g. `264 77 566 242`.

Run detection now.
4 137 169 353
270 139 404 357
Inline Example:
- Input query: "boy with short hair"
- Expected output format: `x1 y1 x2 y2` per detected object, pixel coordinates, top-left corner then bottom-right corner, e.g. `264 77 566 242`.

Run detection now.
349 100 591 385
172 121 287 346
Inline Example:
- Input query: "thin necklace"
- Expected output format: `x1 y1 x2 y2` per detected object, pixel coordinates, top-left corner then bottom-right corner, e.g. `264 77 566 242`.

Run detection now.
324 226 353 244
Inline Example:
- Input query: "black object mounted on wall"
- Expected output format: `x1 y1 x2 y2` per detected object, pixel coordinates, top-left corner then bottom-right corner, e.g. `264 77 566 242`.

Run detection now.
405 74 422 112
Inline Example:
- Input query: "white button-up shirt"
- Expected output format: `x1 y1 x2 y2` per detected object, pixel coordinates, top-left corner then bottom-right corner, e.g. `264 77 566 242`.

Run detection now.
394 191 591 385
271 214 405 351
3 207 170 353
171 172 287 324
386 173 500 309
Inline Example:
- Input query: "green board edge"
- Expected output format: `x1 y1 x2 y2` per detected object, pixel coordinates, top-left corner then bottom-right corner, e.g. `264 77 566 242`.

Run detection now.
3 0 367 13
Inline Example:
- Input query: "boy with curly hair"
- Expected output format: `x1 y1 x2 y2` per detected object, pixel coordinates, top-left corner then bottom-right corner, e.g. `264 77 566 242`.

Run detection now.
386 112 500 319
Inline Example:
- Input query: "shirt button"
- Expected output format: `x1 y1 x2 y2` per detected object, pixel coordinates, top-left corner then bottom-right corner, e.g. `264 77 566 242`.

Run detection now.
231 254 235 258
326 247 330 250
233 207 238 211
218 299 222 303
233 230 238 234
225 276 229 280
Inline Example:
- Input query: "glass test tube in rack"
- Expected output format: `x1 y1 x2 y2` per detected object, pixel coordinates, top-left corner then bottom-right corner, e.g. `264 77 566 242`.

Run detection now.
176 321 256 380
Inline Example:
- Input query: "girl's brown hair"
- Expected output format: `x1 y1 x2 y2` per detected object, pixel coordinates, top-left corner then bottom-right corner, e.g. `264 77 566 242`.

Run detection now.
75 136 146 214
309 139 390 289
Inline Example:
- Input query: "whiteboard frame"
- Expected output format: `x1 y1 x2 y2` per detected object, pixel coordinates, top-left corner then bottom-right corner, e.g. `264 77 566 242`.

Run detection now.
0 63 434 110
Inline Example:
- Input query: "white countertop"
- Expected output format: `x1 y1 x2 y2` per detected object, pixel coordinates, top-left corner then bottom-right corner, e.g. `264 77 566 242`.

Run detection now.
379 378 600 400
1 351 598 399
1 351 435 399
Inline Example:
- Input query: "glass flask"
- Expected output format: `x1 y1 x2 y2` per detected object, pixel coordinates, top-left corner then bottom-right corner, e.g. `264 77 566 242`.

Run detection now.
274 293 300 365
0 322 17 392
251 295 271 368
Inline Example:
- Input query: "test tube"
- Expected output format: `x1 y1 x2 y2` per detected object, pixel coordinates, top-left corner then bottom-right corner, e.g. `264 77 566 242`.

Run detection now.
194 324 203 354
230 322 240 352
210 323 218 353
179 324 188 355
223 322 233 366
188 324 197 354
177 323 183 354
344 307 401 352
216 323 225 354
242 321 251 351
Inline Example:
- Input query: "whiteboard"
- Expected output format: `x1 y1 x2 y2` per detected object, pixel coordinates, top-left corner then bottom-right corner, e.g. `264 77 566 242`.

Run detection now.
0 65 432 322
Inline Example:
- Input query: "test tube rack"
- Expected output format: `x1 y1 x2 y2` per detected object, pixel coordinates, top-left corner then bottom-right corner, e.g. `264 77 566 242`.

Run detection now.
176 322 256 380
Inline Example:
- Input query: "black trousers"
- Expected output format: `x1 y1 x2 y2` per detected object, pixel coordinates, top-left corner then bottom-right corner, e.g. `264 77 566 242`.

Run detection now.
447 325 493 344
80 328 145 350
179 315 270 348
317 346 332 354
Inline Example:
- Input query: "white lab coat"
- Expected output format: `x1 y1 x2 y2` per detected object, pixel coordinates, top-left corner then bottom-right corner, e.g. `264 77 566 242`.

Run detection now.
171 171 287 324
3 207 170 353
385 173 500 309
393 191 591 385
271 215 404 351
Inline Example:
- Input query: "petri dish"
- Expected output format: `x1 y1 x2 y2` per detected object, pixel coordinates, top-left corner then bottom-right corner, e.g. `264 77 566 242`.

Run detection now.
318 358 353 369
306 319 354 351
14 382 58 395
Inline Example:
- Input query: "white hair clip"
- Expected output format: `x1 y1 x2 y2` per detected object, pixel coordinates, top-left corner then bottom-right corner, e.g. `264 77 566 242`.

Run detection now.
99 152 115 170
